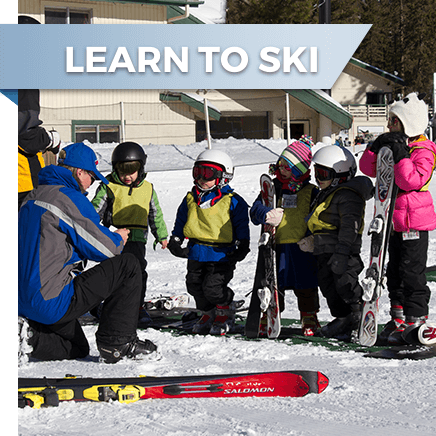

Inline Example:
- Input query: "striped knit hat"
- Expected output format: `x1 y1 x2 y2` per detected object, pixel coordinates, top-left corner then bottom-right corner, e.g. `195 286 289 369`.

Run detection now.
278 135 314 179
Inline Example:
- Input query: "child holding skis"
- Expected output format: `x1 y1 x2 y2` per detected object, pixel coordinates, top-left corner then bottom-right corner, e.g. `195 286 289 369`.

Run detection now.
250 136 320 336
92 142 168 315
167 149 250 335
359 92 436 344
308 145 373 341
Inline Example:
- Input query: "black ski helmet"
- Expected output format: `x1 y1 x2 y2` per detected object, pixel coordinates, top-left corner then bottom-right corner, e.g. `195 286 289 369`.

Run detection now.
111 142 147 168
18 16 41 24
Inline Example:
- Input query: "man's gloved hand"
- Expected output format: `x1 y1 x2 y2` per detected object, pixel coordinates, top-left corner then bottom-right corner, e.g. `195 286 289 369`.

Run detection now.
46 129 61 154
167 236 189 259
227 239 250 263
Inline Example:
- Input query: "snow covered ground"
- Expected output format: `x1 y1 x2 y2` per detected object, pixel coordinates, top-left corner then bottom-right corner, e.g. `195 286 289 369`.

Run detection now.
17 137 436 435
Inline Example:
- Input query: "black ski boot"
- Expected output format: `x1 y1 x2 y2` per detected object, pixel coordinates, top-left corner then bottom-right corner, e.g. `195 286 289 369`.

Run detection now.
320 303 362 342
320 316 352 338
98 337 158 364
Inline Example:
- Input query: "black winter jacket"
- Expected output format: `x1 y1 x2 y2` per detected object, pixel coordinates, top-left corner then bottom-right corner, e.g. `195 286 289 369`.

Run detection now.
308 176 374 256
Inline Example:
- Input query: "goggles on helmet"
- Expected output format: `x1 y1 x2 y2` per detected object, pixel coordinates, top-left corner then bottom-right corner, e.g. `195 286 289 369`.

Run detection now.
314 165 335 182
193 163 223 182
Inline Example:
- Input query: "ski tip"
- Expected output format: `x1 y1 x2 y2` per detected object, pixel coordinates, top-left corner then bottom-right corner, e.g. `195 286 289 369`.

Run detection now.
418 323 436 345
297 371 329 395
317 372 329 394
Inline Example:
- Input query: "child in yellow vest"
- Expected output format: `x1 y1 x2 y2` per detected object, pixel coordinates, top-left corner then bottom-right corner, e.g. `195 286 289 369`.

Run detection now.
168 149 250 335
250 136 320 336
92 142 168 316
308 145 373 341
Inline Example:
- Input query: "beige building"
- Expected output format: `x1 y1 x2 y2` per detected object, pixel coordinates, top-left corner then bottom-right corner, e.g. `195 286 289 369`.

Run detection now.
39 88 353 145
332 58 405 144
19 0 405 146
18 0 203 24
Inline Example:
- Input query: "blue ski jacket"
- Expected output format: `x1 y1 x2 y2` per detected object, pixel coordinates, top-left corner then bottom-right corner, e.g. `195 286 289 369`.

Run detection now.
18 165 124 325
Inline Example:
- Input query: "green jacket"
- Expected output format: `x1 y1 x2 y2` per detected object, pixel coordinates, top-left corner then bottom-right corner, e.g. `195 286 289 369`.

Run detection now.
92 172 168 245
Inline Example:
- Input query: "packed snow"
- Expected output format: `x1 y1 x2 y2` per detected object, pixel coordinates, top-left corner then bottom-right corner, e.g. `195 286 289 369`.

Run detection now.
17 138 436 435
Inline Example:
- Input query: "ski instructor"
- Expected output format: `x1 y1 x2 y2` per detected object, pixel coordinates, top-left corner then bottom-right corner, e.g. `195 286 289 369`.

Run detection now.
18 142 158 363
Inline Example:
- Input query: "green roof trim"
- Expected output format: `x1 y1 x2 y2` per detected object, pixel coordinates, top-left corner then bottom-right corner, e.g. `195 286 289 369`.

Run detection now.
166 5 206 23
160 92 221 120
284 90 353 129
349 58 406 86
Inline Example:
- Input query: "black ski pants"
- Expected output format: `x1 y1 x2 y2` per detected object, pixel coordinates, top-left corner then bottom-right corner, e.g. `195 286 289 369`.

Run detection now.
28 253 142 361
186 260 235 312
122 240 148 304
386 231 430 317
316 253 364 318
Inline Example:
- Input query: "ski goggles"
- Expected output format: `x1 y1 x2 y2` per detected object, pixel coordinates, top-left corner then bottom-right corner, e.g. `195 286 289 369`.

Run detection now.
314 165 335 182
193 163 223 181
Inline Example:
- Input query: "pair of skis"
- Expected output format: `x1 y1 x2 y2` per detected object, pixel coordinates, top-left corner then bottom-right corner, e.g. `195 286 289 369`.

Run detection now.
245 174 281 339
18 370 329 408
358 146 398 346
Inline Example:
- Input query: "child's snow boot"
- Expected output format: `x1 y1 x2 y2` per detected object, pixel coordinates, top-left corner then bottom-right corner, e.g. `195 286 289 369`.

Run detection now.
320 303 361 341
301 311 321 336
379 305 405 343
320 316 350 338
388 315 427 345
192 308 216 334
210 302 237 335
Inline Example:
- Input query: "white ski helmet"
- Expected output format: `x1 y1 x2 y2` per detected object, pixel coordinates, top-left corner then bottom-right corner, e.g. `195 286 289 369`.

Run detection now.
193 149 234 189
312 145 357 187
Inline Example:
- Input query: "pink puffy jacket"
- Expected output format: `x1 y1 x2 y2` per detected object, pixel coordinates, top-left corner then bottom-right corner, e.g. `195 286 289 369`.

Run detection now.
359 136 436 232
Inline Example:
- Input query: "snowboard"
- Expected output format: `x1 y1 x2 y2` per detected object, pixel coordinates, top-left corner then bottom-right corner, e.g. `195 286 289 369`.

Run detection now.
359 146 398 347
245 174 281 339
18 370 330 409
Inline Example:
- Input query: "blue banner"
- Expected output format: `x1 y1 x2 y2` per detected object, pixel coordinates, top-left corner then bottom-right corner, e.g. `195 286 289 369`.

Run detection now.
0 24 370 89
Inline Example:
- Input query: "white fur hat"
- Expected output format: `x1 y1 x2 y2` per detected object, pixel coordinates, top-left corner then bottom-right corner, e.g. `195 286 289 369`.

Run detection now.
389 92 428 137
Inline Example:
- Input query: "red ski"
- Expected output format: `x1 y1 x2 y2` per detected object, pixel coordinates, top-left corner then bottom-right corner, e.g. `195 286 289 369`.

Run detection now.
19 370 329 408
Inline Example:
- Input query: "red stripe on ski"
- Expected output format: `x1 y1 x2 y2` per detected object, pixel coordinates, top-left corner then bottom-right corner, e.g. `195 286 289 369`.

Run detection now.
138 372 321 399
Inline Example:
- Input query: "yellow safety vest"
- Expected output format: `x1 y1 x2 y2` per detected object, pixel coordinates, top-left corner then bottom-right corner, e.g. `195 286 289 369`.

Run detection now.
307 187 365 235
109 181 152 229
276 184 315 244
409 138 436 192
183 192 234 244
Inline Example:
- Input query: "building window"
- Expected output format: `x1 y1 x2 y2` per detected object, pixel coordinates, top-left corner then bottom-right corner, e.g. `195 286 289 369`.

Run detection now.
366 92 392 105
74 123 121 144
196 115 269 142
282 123 306 141
45 8 91 24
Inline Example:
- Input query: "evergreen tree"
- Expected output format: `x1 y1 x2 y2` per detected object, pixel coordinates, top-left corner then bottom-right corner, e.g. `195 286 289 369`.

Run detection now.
226 0 436 106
